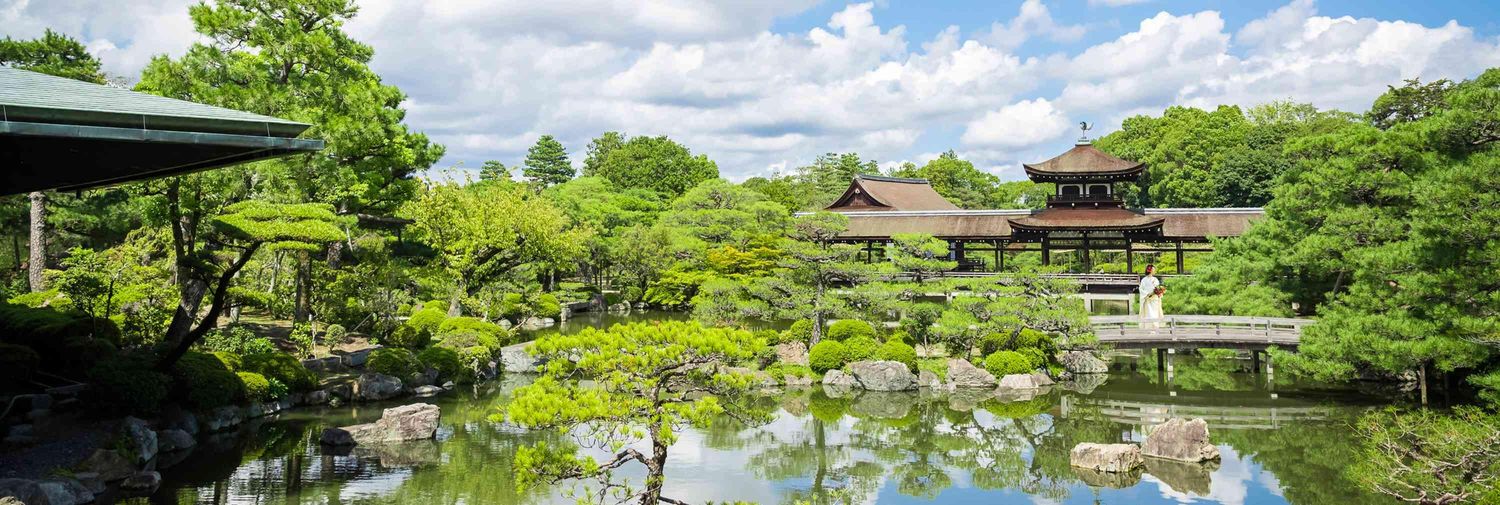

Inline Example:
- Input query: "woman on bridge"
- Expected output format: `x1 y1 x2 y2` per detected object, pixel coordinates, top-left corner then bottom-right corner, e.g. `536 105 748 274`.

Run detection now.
1139 264 1165 329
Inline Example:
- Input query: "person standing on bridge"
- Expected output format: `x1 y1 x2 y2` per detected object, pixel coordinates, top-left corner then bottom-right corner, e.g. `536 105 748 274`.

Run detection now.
1139 264 1165 329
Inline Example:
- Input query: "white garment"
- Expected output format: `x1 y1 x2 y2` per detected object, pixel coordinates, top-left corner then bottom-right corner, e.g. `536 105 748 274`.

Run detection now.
1139 275 1163 328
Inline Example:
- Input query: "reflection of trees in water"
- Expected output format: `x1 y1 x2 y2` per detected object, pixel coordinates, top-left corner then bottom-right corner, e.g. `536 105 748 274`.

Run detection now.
1215 411 1384 504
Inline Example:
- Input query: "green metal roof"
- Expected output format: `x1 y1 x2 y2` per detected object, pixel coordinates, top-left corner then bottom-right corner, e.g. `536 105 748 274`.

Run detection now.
1 67 324 195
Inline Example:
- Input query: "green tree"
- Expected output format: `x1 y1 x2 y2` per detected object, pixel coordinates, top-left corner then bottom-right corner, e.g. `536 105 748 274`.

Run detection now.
799 152 880 207
886 233 955 284
659 179 788 247
1366 78 1456 130
523 135 574 187
593 135 719 197
935 269 1090 358
503 321 766 505
544 177 664 286
480 160 510 181
742 174 818 212
1349 407 1500 505
0 29 106 83
404 180 586 316
581 131 625 177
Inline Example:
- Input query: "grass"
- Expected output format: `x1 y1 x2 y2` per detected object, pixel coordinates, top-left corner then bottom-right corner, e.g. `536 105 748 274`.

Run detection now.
917 358 950 380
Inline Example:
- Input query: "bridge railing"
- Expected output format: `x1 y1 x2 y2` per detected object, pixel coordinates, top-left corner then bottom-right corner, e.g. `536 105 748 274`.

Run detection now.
1088 315 1313 345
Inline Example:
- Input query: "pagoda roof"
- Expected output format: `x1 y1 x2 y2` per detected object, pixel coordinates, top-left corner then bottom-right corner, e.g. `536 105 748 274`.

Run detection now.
825 175 960 212
1023 142 1144 181
1008 206 1163 232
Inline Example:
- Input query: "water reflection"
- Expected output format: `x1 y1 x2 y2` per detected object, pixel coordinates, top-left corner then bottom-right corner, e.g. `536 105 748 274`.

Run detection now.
137 357 1387 505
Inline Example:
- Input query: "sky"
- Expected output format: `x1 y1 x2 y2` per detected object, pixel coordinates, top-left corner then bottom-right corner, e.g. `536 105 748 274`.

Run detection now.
4 0 1500 182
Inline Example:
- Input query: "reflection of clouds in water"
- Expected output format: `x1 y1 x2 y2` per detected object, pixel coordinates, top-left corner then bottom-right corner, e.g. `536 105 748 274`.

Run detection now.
1259 469 1284 498
1143 445 1253 505
337 468 414 501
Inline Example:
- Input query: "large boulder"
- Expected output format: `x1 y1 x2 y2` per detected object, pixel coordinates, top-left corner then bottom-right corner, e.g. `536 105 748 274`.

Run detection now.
156 429 196 453
38 478 94 505
341 403 441 444
848 361 917 391
0 479 47 505
319 428 356 446
161 407 198 437
996 373 1047 390
1060 351 1108 374
200 405 244 432
783 374 814 388
76 449 134 482
353 373 404 401
1070 443 1144 473
1031 371 1055 387
945 358 996 388
773 342 809 366
916 370 943 389
119 416 158 464
1142 418 1221 462
500 343 544 374
822 369 857 388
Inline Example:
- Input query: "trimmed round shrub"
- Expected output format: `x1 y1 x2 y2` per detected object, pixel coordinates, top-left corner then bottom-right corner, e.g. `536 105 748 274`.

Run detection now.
0 343 40 389
844 335 880 362
86 354 169 414
785 319 814 343
172 351 245 409
983 351 1033 377
418 346 463 382
437 317 512 348
386 323 432 349
457 346 491 383
877 340 918 372
978 332 1008 357
826 320 876 342
1019 347 1048 370
534 293 562 319
238 372 271 402
241 352 319 392
437 330 501 354
765 363 814 382
420 300 447 312
211 351 242 372
408 308 447 335
885 330 912 345
367 348 423 380
754 329 784 345
809 340 849 373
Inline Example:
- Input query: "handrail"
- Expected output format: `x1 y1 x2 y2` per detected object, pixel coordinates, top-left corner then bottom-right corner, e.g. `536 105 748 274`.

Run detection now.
1086 314 1313 346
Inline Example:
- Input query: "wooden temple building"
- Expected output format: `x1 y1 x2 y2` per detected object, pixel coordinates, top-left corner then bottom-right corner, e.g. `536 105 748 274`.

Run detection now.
821 141 1262 276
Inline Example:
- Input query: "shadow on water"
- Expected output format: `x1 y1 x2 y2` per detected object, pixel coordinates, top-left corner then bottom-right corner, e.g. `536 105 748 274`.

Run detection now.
135 342 1391 504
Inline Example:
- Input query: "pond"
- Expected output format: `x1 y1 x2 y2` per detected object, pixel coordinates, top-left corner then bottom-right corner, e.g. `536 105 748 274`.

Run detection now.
131 316 1395 505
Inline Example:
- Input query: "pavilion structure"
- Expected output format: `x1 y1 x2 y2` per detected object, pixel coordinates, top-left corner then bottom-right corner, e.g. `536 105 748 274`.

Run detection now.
821 140 1262 280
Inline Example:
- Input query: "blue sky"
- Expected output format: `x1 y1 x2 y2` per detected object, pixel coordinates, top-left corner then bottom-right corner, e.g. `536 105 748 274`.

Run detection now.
5 0 1500 181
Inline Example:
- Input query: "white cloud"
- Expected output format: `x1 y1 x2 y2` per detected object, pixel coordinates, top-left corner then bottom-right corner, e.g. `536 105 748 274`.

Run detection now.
1089 0 1152 6
980 0 1088 50
0 0 199 80
962 98 1072 148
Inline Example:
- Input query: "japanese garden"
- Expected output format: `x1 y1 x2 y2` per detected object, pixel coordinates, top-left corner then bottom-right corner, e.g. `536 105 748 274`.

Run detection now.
1 1 1498 505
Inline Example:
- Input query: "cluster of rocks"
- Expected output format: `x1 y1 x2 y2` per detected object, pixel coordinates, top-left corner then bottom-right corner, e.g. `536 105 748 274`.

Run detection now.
1069 417 1221 481
823 358 1056 397
0 416 194 504
319 403 441 447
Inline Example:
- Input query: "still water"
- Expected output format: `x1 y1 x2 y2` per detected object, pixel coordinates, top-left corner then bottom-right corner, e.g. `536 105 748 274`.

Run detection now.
133 315 1393 505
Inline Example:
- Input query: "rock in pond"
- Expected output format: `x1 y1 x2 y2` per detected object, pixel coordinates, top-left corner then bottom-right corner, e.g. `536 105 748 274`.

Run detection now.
119 416 158 464
341 403 441 444
156 429 196 453
848 360 917 391
353 373 404 401
119 471 161 494
319 428 357 446
38 477 94 505
945 358 996 388
1142 418 1220 462
1060 351 1108 374
411 385 443 397
773 342 809 366
0 479 47 505
1070 443 1144 472
201 405 244 432
500 343 544 373
783 374 814 388
916 370 944 389
822 369 857 388
996 373 1048 390
76 449 135 482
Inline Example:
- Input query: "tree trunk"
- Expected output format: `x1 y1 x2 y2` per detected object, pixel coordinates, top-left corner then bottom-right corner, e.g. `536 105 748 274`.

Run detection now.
27 191 46 292
1418 361 1429 406
294 252 312 323
641 431 670 505
448 280 465 317
158 243 262 370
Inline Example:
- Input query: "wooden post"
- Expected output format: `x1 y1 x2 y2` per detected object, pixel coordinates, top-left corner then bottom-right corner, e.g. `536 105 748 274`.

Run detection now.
1041 241 1051 266
1175 240 1185 273
1125 241 1134 273
998 240 1006 272
1419 362 1428 406
1081 232 1092 271
1252 350 1261 374
993 240 1001 272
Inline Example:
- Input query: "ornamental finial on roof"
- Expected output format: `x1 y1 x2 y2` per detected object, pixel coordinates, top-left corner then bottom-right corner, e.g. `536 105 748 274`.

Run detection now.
1077 121 1093 145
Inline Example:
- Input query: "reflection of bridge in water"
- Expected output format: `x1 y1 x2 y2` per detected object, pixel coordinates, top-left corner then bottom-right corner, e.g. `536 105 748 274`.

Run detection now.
1059 393 1332 430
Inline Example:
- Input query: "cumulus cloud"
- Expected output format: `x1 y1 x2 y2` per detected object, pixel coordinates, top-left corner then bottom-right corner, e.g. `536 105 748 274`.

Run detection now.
962 98 1073 148
6 0 1500 181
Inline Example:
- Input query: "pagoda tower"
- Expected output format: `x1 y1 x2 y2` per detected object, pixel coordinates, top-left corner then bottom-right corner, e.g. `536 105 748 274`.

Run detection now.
1006 140 1162 269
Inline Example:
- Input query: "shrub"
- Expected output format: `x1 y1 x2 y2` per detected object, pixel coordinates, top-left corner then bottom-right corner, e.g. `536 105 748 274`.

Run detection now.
323 323 348 347
172 351 245 409
368 348 423 380
826 320 876 342
241 352 318 392
754 329 786 346
983 351 1033 377
199 324 275 355
211 351 242 372
0 304 119 372
408 308 447 335
844 335 879 362
0 343 40 388
622 286 644 303
809 340 849 373
238 372 272 402
437 330 502 355
785 319 814 343
418 346 463 382
420 300 447 312
87 354 169 414
457 345 491 383
386 323 432 349
877 340 918 372
534 293 562 319
499 293 527 321
437 317 512 348
885 330 912 345
267 377 289 399
978 332 1008 357
765 364 814 382
1019 347 1048 370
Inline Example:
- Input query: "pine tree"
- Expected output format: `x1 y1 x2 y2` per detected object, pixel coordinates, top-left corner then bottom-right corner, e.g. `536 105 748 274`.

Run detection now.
522 135 574 187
